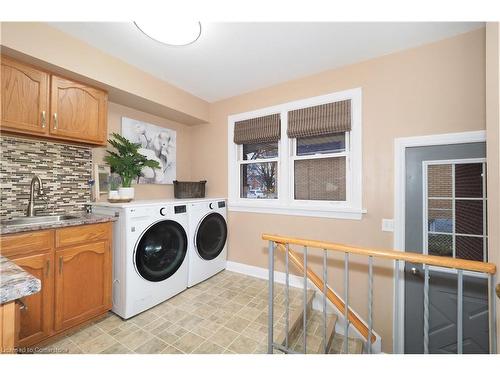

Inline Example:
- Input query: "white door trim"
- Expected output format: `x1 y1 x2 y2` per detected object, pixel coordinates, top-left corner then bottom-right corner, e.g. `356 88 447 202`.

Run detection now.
393 130 486 354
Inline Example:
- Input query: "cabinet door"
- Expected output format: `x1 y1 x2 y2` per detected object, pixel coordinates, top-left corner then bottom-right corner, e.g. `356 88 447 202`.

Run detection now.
1 57 49 135
0 301 17 354
54 241 111 331
49 75 107 145
10 252 53 347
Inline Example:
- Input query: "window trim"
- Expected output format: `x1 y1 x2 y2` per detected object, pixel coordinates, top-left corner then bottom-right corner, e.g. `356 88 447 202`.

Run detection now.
227 88 364 220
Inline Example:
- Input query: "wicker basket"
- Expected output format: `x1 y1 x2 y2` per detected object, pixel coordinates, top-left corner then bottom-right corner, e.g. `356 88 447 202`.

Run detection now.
173 180 207 199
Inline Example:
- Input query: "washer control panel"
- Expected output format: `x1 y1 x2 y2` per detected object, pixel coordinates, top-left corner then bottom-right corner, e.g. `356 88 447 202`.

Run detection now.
174 205 187 214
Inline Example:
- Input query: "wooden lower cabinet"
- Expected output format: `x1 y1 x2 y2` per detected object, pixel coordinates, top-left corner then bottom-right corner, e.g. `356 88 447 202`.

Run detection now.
10 252 53 347
0 222 112 348
54 241 111 331
0 301 19 354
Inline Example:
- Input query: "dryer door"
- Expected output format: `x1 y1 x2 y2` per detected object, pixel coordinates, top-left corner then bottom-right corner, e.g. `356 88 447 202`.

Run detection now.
196 213 227 260
135 220 188 282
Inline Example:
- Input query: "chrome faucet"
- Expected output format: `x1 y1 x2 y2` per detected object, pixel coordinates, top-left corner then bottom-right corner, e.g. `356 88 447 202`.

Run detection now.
26 175 45 217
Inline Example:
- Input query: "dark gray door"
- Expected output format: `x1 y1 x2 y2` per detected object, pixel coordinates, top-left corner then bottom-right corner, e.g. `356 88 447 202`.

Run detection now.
404 142 489 354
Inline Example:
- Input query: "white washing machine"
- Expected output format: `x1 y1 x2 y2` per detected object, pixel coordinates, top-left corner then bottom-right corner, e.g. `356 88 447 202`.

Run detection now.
93 200 189 319
187 198 228 287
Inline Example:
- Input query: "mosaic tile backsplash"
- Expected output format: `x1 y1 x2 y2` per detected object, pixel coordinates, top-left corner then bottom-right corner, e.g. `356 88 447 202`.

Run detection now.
0 136 92 219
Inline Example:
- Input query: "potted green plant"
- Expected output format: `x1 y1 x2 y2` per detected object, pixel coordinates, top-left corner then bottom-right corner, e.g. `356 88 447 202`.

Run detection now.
104 133 160 200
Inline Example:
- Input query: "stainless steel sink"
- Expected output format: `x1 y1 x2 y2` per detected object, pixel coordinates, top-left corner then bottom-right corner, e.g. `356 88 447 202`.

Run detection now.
1 215 80 227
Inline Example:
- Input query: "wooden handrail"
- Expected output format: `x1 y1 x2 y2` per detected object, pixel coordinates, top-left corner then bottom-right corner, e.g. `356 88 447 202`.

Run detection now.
275 243 377 344
263 234 496 275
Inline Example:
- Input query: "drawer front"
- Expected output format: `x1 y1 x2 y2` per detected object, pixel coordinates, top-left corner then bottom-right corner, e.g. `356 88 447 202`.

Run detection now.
55 222 111 248
0 230 53 258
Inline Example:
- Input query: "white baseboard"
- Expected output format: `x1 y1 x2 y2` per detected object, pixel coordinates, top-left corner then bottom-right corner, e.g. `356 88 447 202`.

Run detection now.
226 260 308 289
226 260 382 353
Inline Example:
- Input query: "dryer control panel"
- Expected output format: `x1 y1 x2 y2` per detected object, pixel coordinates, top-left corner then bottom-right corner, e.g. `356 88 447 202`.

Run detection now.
209 201 226 210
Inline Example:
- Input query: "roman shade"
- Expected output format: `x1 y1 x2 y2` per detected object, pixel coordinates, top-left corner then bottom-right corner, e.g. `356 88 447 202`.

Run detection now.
233 114 281 145
287 100 351 138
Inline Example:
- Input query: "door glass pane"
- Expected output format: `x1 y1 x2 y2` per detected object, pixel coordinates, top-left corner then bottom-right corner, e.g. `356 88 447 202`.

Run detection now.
196 213 228 260
428 199 452 233
296 133 345 156
135 220 188 282
456 199 483 235
294 157 346 201
428 234 453 257
456 235 484 261
427 164 452 197
425 161 487 261
455 163 483 198
242 142 278 161
240 162 278 199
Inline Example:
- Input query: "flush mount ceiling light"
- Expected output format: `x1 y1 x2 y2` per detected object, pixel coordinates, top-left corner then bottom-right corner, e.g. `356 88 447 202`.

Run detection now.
134 21 201 46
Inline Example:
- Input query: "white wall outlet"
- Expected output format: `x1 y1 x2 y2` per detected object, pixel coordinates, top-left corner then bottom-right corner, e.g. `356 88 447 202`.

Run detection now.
382 219 394 232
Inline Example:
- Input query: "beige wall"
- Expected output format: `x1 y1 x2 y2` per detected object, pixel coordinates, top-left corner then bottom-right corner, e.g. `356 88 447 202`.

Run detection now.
486 22 500 352
0 22 209 125
93 102 194 200
190 29 486 352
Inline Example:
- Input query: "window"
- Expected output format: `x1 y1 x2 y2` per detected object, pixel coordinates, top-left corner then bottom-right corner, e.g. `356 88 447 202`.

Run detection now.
228 88 363 219
239 141 279 199
424 160 487 262
293 133 348 201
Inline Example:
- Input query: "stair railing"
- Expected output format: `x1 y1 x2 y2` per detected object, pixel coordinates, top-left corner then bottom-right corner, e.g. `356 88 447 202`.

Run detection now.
263 233 498 354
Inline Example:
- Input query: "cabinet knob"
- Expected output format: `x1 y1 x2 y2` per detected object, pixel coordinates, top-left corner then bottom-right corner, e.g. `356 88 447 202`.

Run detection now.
18 299 28 311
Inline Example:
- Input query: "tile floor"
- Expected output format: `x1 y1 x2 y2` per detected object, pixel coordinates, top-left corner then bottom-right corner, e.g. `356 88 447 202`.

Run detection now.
42 270 359 354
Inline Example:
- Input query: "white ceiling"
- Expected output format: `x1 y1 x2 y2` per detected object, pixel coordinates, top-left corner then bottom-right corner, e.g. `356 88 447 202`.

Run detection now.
49 22 483 102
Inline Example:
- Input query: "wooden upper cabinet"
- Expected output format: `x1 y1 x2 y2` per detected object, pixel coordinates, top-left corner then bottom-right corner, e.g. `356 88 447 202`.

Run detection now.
0 56 108 145
1 57 49 135
9 252 54 347
50 75 107 145
54 241 111 331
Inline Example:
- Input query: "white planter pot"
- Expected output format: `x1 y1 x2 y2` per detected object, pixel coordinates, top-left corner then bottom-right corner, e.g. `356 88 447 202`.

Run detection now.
118 187 135 200
108 190 120 200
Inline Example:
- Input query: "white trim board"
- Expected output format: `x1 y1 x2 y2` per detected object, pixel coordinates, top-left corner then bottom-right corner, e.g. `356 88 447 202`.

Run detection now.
392 130 486 354
226 260 308 289
226 260 382 353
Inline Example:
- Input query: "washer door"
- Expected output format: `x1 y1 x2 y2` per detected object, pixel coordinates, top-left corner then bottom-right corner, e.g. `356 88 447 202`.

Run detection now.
135 220 188 282
196 213 227 260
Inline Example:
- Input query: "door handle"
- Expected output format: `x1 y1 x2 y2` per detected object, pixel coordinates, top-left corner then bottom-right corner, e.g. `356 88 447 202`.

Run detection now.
53 113 58 130
46 259 50 277
59 256 63 275
41 111 46 128
496 283 500 299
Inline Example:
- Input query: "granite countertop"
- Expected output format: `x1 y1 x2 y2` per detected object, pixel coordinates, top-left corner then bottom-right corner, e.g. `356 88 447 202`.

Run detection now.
0 214 117 235
0 255 41 304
